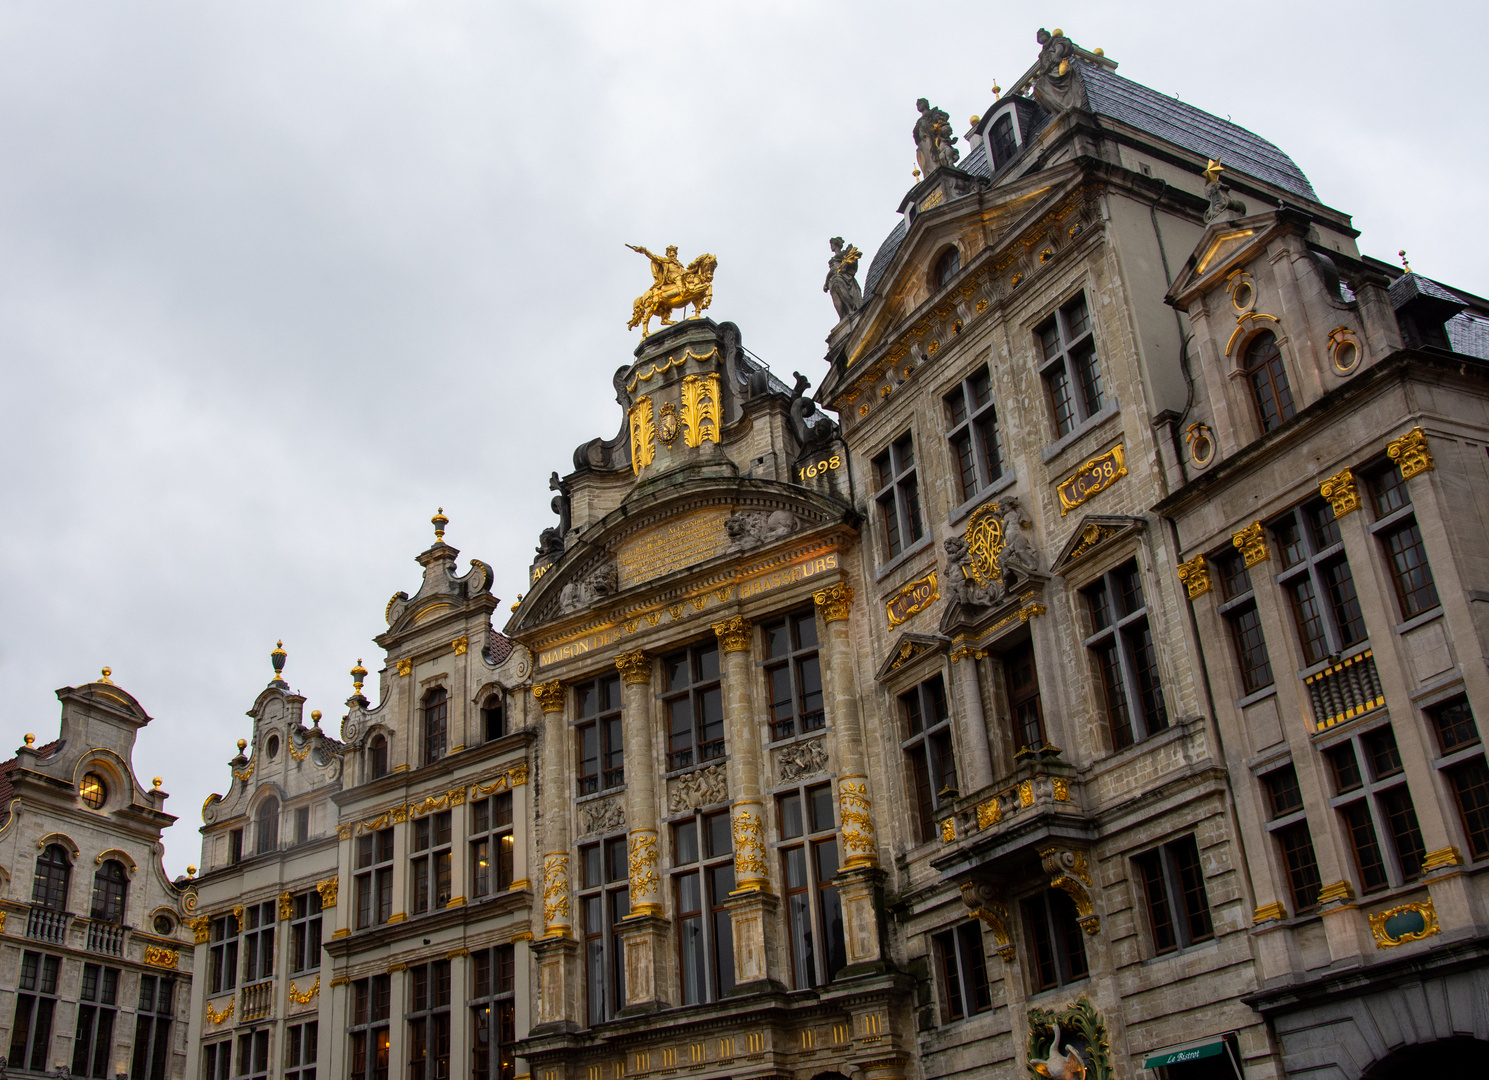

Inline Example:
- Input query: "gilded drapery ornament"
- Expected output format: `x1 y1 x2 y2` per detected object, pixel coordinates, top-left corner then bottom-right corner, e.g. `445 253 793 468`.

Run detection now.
532 680 565 713
812 582 854 623
838 779 878 867
1232 521 1270 567
278 891 293 921
627 831 662 914
1176 554 1211 599
626 244 718 337
1319 468 1360 518
1387 426 1434 479
628 396 656 475
614 650 652 684
711 617 751 653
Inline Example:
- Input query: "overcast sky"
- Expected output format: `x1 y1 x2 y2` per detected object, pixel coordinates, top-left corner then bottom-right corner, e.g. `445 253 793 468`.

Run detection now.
1 1 1482 877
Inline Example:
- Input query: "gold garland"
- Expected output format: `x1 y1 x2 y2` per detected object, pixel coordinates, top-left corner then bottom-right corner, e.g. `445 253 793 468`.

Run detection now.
288 975 320 1004
288 736 310 763
205 998 234 1025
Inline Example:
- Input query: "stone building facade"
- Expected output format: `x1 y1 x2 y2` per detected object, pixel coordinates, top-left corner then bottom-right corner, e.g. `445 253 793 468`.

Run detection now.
180 523 537 1080
0 676 196 1080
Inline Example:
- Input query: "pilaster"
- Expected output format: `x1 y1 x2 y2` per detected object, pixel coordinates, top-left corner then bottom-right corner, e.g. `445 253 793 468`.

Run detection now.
615 650 662 917
812 583 879 868
950 647 994 793
617 913 672 1012
713 617 770 892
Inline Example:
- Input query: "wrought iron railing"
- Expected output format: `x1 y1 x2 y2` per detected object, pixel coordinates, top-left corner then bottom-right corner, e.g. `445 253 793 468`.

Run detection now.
1303 648 1385 732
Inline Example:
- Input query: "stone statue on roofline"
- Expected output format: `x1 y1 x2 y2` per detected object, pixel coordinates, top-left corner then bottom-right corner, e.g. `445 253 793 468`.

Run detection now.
1033 27 1084 114
913 98 960 176
824 237 863 320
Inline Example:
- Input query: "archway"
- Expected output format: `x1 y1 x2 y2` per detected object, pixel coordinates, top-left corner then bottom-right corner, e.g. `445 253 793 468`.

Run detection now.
1362 1038 1489 1080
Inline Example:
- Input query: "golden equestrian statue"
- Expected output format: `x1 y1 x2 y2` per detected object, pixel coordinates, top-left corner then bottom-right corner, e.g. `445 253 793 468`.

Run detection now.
626 243 718 337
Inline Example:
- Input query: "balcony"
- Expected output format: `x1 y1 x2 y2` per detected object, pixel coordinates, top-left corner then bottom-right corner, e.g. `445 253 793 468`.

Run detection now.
1303 648 1385 732
86 920 126 957
240 979 274 1021
931 763 1093 882
25 907 72 944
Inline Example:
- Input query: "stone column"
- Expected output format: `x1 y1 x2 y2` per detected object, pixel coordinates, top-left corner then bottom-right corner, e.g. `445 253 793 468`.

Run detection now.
446 949 470 1075
447 785 469 910
614 651 662 917
532 680 572 939
950 646 994 794
510 770 531 891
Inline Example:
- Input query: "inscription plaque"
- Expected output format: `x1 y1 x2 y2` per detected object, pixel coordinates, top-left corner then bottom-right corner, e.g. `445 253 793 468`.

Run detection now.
616 510 729 589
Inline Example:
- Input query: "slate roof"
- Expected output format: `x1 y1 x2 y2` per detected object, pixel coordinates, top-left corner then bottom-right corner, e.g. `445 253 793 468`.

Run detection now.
1078 64 1316 200
863 218 908 301
1448 312 1489 360
0 740 62 829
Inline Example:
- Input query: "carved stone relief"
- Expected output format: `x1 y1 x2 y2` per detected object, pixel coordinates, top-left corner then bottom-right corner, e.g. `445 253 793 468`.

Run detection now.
667 764 728 813
723 510 798 554
559 561 618 614
579 795 626 837
775 738 829 784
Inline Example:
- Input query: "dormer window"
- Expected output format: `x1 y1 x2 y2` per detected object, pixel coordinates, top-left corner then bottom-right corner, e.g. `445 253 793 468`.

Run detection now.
256 797 280 854
935 247 962 289
1243 331 1295 433
369 735 389 780
482 695 505 743
990 113 1017 165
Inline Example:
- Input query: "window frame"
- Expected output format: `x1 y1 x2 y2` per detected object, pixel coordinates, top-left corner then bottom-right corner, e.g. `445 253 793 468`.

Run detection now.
255 796 279 854
72 961 120 1079
1364 463 1441 621
369 735 389 780
932 922 992 1022
1260 763 1323 915
1241 330 1296 433
471 945 516 1080
574 673 625 796
283 1019 318 1080
208 911 239 994
763 609 825 742
1270 499 1368 667
235 1028 270 1080
1426 696 1489 860
943 364 1003 508
1212 548 1275 695
1323 723 1427 891
578 835 630 1026
349 975 391 1080
671 808 736 1005
1081 560 1169 750
777 781 846 990
898 673 958 843
410 810 454 916
90 858 129 924
471 790 515 900
355 828 395 929
9 951 62 1073
32 842 72 911
407 960 451 1080
1133 835 1215 956
289 889 323 974
132 972 176 1080
1021 889 1089 994
1036 293 1103 439
662 643 725 772
241 899 276 986
1002 639 1046 754
871 431 925 562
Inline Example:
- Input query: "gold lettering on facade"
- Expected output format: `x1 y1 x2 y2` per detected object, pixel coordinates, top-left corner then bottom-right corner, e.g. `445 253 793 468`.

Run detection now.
1058 444 1127 515
616 511 728 589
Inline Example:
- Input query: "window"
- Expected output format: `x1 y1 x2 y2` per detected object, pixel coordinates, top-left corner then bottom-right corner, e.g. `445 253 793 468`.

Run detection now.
576 674 624 795
1134 836 1214 955
580 836 629 1025
872 432 924 560
482 695 506 742
355 828 395 929
369 735 389 780
1022 889 1089 992
1243 331 1295 433
664 643 724 771
1038 293 1103 438
284 1021 317 1080
349 976 391 1080
90 858 129 924
204 1040 232 1080
472 945 516 1080
289 890 323 973
779 783 846 988
1366 464 1440 619
230 828 244 865
989 113 1017 165
1326 725 1427 891
80 772 107 809
673 810 736 1005
242 900 276 984
1262 765 1321 914
1428 698 1489 859
423 688 449 766
1003 641 1045 753
935 246 962 288
131 974 175 1080
933 923 991 1021
764 610 824 740
236 1029 270 1080
294 806 310 845
472 791 515 899
9 951 61 1072
255 797 279 854
1213 550 1274 694
408 961 451 1080
901 674 958 842
72 963 120 1079
412 811 453 915
208 911 239 994
32 842 71 910
1083 561 1168 749
944 366 1003 504
1271 500 1367 666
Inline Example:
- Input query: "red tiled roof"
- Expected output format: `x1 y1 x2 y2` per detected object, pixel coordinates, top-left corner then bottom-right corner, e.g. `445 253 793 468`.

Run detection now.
0 740 62 828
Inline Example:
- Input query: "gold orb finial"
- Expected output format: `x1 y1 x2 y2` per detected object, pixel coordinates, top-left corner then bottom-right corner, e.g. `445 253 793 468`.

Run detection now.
1053 27 1063 36
152 777 163 790
1094 47 1105 56
311 709 322 722
432 507 448 541
186 865 197 877
1399 249 1413 274
236 738 248 752
992 80 1001 98
23 733 35 747
351 658 367 693
912 166 921 180
99 667 113 684
969 114 981 126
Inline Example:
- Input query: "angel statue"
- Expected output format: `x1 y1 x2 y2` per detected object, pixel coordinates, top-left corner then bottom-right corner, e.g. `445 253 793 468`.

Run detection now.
824 237 863 320
626 243 718 337
913 98 960 177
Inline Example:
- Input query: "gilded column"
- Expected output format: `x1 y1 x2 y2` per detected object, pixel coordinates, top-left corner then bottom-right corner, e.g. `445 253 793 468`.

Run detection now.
712 617 769 891
532 680 572 938
614 650 662 916
812 583 877 867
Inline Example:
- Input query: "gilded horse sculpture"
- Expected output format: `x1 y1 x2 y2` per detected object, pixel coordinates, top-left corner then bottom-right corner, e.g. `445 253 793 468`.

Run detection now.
626 243 718 337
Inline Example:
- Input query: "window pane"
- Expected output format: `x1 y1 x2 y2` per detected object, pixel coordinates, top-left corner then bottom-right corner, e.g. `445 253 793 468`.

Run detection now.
1430 698 1480 753
1288 578 1330 665
1229 605 1274 693
1047 366 1075 437
1278 823 1322 912
1136 852 1176 954
1095 642 1133 749
1171 838 1214 943
945 386 968 426
1073 344 1103 417
1369 465 1410 517
1380 787 1426 880
1342 802 1388 892
1264 766 1303 819
1383 521 1440 617
1448 757 1489 859
1321 559 1367 646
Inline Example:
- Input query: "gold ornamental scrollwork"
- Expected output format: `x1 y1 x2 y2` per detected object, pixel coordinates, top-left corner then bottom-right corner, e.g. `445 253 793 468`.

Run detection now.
1319 468 1360 518
541 853 571 935
680 373 722 448
1388 426 1434 479
627 831 662 913
1027 998 1113 1080
812 582 854 623
1232 521 1270 567
1369 899 1440 948
469 763 530 800
1176 554 1211 599
960 883 1016 962
886 570 938 628
1040 845 1098 935
730 807 769 886
614 650 652 684
190 915 211 944
288 975 320 1004
532 680 565 713
628 395 657 475
1058 444 1126 516
964 502 1006 587
205 998 234 1026
278 891 293 921
143 946 178 969
315 877 338 908
838 779 878 867
711 617 751 653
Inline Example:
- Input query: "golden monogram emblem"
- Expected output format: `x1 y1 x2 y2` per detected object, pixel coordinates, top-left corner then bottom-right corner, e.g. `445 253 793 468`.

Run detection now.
963 503 1005 588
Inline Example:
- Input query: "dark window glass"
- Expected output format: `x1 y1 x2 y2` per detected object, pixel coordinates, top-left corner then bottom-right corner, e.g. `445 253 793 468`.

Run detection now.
1023 889 1088 992
1243 331 1295 432
1083 562 1167 749
283 1021 318 1080
1263 765 1303 820
989 113 1017 163
674 809 736 1005
354 828 395 929
1447 758 1489 859
348 975 391 1080
780 783 846 989
1272 501 1370 664
872 433 924 560
936 247 962 288
33 843 71 911
411 811 453 915
472 945 516 1080
290 889 323 973
579 836 629 1026
1038 293 1103 438
132 974 176 1080
933 923 992 1021
1430 698 1481 753
422 688 449 766
370 736 388 780
663 644 725 771
576 673 624 794
241 901 275 983
72 962 119 1079
482 696 506 743
1341 802 1388 892
900 675 957 842
90 859 128 924
944 366 1002 504
1134 836 1214 955
471 791 515 899
407 960 451 1080
255 797 279 854
764 610 824 740
1381 521 1440 617
1004 641 1045 752
1276 822 1322 913
208 912 239 994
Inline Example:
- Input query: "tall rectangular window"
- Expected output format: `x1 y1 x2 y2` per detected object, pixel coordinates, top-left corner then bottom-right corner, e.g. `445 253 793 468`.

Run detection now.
349 975 391 1080
764 610 824 740
1003 641 1045 752
481 694 506 743
1428 697 1489 859
208 911 239 994
1262 765 1321 914
408 961 451 1080
1326 725 1427 890
1037 293 1103 438
779 783 846 989
872 432 924 560
411 811 453 915
72 962 120 1079
579 836 629 1026
944 366 1003 505
284 1021 317 1080
471 790 515 900
9 951 61 1072
933 923 991 1021
1272 501 1367 665
472 945 516 1080
1214 549 1274 694
1083 561 1167 749
203 1040 231 1080
1133 836 1214 955
294 806 310 845
131 974 175 1080
663 643 724 771
673 809 736 1005
900 674 958 843
1022 889 1089 992
289 890 323 974
236 1029 269 1080
241 900 275 983
422 687 449 766
1366 464 1440 619
355 828 395 929
575 674 624 795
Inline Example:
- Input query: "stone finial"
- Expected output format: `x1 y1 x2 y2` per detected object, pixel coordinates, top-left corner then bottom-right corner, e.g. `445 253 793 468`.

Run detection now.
99 667 114 685
23 733 35 747
187 865 197 878
270 640 287 683
151 777 163 790
432 507 448 541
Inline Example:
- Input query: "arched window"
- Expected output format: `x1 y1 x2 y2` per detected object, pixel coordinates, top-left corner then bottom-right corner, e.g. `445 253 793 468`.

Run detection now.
1244 331 1296 433
482 695 505 743
423 688 449 766
256 796 280 854
935 247 962 288
989 113 1017 165
91 859 128 923
369 734 389 780
32 843 72 911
